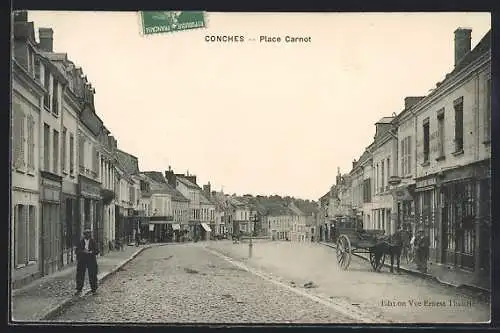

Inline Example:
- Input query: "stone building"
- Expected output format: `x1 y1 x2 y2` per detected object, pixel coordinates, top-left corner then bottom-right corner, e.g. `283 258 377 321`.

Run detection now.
371 116 398 235
11 13 46 287
393 28 491 276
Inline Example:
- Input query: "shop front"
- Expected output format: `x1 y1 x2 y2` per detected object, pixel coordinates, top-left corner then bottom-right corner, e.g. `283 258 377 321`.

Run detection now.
415 175 439 263
149 215 174 242
78 175 103 253
40 172 63 276
437 160 490 274
61 180 78 266
201 222 212 240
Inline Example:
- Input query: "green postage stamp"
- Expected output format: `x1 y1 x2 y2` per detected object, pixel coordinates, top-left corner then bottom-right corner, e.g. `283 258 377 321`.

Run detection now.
140 11 205 35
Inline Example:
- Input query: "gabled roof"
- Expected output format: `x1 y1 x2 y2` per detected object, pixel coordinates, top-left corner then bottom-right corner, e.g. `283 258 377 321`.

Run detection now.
176 176 201 190
116 150 140 175
142 174 190 202
141 171 166 184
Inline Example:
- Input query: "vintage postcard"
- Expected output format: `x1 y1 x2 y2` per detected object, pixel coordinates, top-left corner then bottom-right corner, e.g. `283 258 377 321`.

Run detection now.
10 11 491 325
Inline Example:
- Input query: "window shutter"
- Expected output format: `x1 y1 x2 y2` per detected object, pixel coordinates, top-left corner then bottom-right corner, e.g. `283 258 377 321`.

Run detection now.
407 137 411 174
20 110 26 168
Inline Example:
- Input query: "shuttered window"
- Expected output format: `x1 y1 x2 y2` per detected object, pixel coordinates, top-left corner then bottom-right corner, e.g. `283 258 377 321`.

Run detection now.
12 103 26 169
27 115 35 171
79 136 85 168
61 127 67 173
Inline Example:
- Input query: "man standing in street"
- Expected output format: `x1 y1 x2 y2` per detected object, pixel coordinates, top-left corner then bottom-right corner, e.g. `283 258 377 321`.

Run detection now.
75 229 99 296
415 229 430 273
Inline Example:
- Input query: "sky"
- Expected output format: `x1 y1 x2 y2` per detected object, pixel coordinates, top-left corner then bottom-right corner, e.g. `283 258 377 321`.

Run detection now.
27 11 491 201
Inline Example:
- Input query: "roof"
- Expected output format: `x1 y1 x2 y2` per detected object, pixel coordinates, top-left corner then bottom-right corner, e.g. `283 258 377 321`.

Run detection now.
266 204 296 217
141 173 189 202
176 176 201 190
375 116 395 124
141 171 166 184
115 150 140 175
200 193 214 205
293 200 319 215
397 29 491 122
451 30 491 77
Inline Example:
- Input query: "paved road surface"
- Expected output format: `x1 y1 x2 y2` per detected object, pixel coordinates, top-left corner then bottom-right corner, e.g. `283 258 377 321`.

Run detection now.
207 240 490 324
53 244 358 323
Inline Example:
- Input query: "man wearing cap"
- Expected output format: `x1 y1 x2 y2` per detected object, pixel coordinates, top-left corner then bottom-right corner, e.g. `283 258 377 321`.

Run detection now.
75 229 100 295
415 229 430 273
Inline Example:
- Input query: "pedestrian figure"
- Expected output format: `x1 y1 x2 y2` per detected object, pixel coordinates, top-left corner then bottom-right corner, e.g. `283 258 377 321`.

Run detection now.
75 229 99 295
415 229 430 273
135 229 141 246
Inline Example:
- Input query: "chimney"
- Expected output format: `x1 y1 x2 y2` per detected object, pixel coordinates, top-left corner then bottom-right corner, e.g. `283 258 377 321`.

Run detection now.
352 159 357 169
404 96 425 110
454 28 472 67
165 169 176 187
14 11 28 22
38 28 54 52
203 182 211 198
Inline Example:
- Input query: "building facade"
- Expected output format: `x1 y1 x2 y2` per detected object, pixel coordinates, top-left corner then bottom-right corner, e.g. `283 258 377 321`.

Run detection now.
402 29 491 274
371 117 398 235
11 16 46 287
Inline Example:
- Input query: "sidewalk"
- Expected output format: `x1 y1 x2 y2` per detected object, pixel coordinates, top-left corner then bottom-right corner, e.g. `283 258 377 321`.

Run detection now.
11 244 154 322
319 242 490 294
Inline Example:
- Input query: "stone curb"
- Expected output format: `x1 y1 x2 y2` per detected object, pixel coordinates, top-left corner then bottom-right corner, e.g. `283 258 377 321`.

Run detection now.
318 242 490 296
39 244 156 321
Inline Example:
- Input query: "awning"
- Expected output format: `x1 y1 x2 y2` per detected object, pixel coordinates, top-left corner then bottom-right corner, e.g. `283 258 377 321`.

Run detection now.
201 223 212 232
172 224 181 230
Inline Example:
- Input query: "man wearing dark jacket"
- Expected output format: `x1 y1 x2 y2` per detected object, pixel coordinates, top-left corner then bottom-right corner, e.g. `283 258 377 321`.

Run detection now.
75 229 99 295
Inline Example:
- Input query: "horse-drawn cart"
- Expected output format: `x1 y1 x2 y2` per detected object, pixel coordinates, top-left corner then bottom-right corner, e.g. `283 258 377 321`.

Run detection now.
331 216 388 271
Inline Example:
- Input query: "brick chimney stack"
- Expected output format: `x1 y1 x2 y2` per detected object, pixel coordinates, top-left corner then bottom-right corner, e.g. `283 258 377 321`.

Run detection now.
203 182 212 199
165 167 176 187
38 27 54 52
454 28 472 67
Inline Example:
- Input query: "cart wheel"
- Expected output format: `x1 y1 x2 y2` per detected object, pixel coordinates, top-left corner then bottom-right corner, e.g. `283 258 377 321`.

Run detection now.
336 235 352 270
369 252 386 272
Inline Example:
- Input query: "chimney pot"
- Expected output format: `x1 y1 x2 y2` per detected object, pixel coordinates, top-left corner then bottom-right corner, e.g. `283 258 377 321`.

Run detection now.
38 27 54 52
454 28 472 67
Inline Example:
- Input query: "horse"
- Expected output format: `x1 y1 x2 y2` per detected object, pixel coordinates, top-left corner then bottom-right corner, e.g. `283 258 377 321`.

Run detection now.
372 229 411 273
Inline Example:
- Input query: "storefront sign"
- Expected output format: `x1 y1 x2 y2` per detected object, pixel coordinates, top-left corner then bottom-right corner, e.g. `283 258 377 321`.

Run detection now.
41 187 60 202
79 176 101 199
416 176 436 189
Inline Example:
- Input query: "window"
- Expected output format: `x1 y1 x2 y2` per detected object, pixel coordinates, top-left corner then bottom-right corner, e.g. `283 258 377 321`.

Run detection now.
437 110 445 158
387 158 390 179
381 160 385 191
454 97 464 152
43 124 50 171
69 134 75 174
27 115 35 171
61 127 67 173
34 56 40 82
401 136 412 176
423 118 430 163
79 136 85 169
485 79 491 142
12 103 25 169
363 179 371 203
52 79 59 115
43 68 51 111
14 205 37 267
53 130 59 174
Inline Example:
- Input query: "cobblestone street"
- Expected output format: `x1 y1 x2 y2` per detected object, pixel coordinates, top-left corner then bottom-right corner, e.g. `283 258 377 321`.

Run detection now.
52 243 359 323
207 240 491 324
